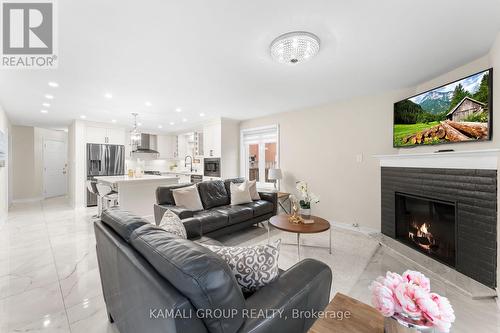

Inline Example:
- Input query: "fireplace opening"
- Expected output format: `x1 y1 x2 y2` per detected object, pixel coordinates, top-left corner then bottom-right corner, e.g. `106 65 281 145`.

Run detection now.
395 192 456 267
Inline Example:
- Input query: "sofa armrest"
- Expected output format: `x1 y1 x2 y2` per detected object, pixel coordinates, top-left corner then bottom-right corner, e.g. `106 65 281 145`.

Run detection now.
239 259 332 333
258 191 278 215
153 204 194 224
181 217 202 239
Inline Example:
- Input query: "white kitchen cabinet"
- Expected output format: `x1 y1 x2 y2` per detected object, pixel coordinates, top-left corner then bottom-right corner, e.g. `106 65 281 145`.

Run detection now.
86 126 107 144
157 135 177 159
106 127 126 145
86 126 125 145
203 122 221 157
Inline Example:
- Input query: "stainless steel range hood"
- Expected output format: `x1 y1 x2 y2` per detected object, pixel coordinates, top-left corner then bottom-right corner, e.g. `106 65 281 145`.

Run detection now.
132 133 159 155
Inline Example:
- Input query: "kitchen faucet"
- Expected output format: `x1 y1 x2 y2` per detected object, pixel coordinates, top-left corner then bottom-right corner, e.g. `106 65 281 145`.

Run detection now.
185 155 193 172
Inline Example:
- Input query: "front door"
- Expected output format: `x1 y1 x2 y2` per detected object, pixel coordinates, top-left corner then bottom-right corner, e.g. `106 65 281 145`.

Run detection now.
44 140 67 198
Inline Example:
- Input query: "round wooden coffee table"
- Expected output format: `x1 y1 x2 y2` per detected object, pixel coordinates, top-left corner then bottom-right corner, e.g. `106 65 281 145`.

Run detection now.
268 214 331 260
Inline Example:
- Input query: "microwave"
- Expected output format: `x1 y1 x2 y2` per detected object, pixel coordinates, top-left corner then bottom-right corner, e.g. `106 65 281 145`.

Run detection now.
204 158 221 177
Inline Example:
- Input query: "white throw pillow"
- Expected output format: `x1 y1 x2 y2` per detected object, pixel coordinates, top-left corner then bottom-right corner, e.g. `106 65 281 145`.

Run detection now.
230 181 252 205
172 185 204 211
159 210 187 239
201 240 281 293
248 179 261 201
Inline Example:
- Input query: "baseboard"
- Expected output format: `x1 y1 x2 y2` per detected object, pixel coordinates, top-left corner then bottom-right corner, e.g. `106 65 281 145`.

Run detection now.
11 197 44 204
329 219 379 236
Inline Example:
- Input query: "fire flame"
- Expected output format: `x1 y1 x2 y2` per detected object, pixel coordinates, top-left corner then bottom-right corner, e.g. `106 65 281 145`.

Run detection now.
418 223 429 236
409 221 434 252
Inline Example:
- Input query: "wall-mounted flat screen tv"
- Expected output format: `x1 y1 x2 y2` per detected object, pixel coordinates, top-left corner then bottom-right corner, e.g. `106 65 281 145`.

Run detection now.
394 68 493 148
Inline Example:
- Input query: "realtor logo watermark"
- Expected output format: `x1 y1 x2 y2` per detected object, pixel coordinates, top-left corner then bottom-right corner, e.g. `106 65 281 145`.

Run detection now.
1 0 58 68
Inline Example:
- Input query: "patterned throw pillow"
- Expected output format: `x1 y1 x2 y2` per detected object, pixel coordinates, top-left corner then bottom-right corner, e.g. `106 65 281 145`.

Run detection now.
159 210 187 239
202 240 281 293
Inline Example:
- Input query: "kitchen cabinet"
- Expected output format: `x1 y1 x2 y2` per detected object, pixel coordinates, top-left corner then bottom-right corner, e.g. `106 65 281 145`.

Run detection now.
86 126 125 145
106 128 126 145
203 122 221 157
177 131 203 159
157 135 177 159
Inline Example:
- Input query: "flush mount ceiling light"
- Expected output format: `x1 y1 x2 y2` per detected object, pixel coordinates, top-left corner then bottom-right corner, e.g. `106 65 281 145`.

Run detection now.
270 31 320 64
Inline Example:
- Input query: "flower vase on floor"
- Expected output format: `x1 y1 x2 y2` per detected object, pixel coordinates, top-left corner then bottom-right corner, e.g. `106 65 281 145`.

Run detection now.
384 315 435 333
370 271 455 333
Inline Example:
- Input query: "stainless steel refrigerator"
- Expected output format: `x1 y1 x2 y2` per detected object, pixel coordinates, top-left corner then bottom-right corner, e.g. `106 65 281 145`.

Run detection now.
87 143 125 207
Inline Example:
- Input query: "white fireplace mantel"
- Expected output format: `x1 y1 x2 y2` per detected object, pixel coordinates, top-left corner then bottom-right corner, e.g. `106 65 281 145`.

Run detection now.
373 149 500 170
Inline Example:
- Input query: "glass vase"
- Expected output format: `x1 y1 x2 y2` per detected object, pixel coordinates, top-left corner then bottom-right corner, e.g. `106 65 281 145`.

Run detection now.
300 208 311 219
384 314 435 333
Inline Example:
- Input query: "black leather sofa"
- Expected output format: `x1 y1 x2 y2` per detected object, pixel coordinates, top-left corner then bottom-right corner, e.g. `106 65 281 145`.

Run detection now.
95 208 333 333
153 178 278 238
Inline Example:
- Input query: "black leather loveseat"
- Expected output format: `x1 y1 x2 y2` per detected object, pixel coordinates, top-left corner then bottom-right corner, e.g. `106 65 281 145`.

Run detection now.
153 178 278 238
95 208 333 333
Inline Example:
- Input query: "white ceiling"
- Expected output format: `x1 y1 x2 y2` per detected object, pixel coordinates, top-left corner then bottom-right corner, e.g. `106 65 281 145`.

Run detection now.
1 0 499 133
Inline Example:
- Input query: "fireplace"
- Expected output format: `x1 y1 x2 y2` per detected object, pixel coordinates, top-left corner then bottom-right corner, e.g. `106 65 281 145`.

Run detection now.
395 193 456 267
380 166 497 289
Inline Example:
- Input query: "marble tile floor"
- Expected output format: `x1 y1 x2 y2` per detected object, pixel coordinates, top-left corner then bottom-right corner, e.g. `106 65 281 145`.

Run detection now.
0 197 498 332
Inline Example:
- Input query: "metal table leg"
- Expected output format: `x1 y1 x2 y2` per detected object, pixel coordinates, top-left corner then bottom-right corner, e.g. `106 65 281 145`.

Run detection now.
297 233 300 260
329 227 332 254
266 221 270 244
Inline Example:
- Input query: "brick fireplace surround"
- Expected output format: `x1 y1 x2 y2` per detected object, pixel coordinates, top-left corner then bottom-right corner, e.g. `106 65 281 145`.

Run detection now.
376 149 499 290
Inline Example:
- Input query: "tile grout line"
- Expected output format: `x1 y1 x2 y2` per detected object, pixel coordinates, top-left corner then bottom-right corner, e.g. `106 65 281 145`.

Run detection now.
40 199 74 333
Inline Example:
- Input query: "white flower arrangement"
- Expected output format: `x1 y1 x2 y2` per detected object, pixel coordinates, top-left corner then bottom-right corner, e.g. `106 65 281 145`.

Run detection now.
295 181 320 209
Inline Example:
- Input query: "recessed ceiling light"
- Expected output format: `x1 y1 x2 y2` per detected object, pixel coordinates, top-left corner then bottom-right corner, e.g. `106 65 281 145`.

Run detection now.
199 113 205 117
104 93 112 99
42 103 50 107
137 122 142 126
270 31 320 64
182 118 187 122
44 94 54 99
111 119 117 123
169 122 175 126
48 81 59 88
158 125 163 129
40 110 48 114
175 108 182 113
80 115 87 119
145 101 152 107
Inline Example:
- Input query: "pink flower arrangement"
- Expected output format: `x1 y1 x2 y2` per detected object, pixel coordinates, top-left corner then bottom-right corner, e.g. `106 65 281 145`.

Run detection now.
369 270 455 333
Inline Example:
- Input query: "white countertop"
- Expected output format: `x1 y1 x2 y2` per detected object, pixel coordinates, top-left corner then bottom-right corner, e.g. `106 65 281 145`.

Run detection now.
161 171 203 176
95 175 178 184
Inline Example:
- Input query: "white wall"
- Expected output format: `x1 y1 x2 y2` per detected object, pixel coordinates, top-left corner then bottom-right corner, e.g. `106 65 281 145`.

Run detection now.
241 88 410 230
0 105 10 223
221 118 240 179
68 120 86 208
11 126 38 201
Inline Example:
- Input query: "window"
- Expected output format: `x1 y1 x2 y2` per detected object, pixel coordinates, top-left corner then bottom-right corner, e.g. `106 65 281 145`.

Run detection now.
240 125 279 189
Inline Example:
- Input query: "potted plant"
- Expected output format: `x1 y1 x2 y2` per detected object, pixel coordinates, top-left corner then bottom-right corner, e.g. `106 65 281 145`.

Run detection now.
370 270 455 333
295 181 320 218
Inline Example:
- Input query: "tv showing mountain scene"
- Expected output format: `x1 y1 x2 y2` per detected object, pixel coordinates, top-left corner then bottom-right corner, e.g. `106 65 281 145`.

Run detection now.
394 69 493 147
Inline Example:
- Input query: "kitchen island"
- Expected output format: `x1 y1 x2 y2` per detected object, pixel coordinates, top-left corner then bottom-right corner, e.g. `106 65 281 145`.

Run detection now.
95 175 179 217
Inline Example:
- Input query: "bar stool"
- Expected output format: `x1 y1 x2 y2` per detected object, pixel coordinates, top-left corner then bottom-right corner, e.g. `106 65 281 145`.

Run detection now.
96 183 119 213
86 180 101 218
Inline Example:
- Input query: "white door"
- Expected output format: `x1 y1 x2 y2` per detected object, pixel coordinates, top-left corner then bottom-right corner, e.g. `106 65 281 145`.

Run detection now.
43 140 68 198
